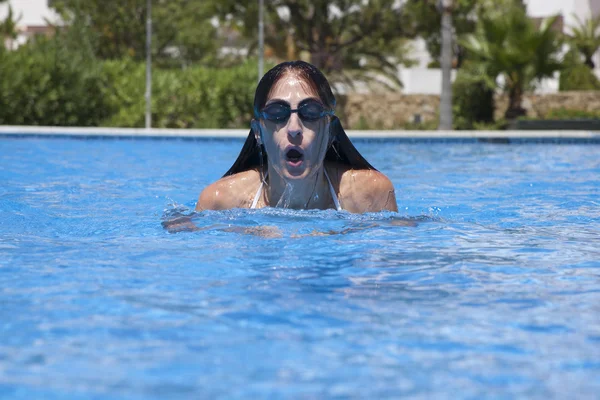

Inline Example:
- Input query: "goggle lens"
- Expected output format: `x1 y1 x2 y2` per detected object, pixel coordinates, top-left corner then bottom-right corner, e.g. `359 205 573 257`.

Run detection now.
261 101 332 122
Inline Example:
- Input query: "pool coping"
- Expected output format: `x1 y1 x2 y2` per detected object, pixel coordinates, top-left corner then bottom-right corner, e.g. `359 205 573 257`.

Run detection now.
1 126 600 141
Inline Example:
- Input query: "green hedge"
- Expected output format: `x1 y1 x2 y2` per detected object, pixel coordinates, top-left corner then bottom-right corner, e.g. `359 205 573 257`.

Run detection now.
0 37 111 126
542 108 600 120
100 59 258 128
0 38 261 128
452 65 495 130
559 64 600 91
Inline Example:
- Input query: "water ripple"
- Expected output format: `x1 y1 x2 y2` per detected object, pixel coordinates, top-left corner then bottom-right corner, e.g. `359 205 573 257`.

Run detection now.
1 139 599 399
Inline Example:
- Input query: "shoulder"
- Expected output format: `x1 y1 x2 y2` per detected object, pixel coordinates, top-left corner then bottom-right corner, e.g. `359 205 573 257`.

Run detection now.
329 164 397 213
196 169 262 211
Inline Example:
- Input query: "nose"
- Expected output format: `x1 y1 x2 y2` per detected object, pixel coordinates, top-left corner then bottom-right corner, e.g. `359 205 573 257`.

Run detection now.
287 112 302 138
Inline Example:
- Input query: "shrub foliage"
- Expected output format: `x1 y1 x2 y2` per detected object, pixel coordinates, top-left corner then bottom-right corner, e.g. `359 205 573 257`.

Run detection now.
0 37 111 126
452 66 495 130
559 49 600 91
0 39 259 128
101 59 257 128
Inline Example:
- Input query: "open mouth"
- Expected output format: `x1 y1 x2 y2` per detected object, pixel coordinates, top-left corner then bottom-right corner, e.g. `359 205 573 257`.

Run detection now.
285 148 304 166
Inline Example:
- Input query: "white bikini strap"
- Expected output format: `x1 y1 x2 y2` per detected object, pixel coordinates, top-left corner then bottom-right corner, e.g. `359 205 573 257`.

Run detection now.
251 172 268 209
250 182 263 209
324 169 342 211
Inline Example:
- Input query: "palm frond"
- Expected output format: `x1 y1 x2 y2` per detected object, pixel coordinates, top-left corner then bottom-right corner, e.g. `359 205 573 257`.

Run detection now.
459 1 562 118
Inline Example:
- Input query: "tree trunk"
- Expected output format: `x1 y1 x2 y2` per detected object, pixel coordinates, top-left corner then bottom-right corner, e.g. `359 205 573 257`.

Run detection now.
504 84 527 121
439 5 453 130
584 56 595 69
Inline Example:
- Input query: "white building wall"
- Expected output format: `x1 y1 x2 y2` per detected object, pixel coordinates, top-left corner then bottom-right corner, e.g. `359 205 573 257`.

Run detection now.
524 0 599 28
400 68 457 95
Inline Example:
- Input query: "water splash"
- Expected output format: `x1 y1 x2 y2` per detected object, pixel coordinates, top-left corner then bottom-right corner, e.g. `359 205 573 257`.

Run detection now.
275 182 295 209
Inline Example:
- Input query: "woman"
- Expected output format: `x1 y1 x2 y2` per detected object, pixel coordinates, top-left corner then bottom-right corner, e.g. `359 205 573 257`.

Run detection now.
196 61 397 213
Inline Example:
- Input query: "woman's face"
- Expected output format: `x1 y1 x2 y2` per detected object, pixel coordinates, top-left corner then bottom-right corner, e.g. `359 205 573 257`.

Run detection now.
257 73 330 181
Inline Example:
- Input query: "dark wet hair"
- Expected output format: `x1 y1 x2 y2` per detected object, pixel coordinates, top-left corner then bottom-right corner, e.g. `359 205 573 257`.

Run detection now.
223 60 375 177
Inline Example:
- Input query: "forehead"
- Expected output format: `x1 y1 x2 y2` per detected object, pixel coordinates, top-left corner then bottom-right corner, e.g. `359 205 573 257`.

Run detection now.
267 72 319 101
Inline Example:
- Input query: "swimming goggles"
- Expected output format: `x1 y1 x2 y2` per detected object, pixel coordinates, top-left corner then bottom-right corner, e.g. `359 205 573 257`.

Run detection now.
259 100 334 123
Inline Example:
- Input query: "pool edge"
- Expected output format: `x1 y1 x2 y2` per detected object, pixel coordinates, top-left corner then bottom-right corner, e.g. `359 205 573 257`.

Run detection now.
1 126 600 142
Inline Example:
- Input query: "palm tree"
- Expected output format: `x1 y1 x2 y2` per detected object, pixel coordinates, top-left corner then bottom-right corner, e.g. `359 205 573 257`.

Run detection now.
460 1 562 120
567 14 600 69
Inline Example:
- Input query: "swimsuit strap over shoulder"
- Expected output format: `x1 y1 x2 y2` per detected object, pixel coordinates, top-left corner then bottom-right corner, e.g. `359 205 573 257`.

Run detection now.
250 172 267 209
324 169 342 211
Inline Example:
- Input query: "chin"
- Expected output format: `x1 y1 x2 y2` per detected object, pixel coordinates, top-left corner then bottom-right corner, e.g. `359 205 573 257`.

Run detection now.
280 162 312 180
282 168 308 180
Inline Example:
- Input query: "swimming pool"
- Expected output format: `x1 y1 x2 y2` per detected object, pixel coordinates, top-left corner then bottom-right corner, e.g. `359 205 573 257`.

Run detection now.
1 137 599 399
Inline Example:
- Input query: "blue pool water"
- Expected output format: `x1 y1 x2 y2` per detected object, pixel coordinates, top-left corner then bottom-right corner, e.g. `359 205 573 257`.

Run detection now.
1 137 599 399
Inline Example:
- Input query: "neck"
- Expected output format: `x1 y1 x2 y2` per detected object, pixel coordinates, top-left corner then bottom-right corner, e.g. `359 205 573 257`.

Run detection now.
266 165 331 209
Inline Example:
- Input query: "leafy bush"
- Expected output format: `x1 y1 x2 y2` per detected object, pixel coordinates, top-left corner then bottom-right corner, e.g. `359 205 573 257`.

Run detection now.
0 39 263 128
452 67 495 130
0 36 112 126
517 108 600 121
559 48 600 91
544 108 600 119
96 58 259 128
472 119 507 130
559 64 600 91
99 58 260 128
